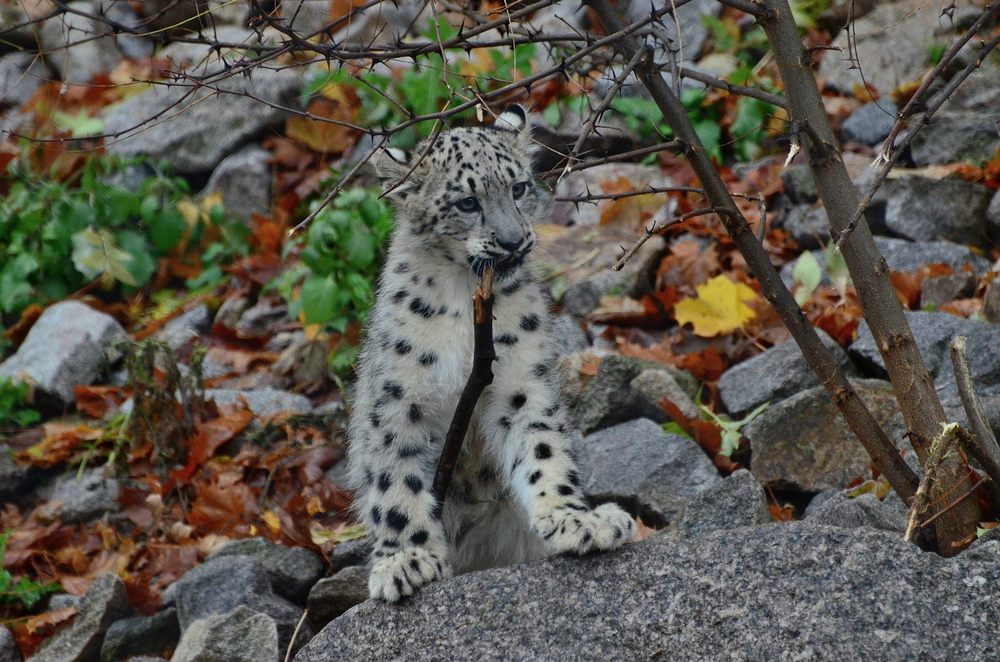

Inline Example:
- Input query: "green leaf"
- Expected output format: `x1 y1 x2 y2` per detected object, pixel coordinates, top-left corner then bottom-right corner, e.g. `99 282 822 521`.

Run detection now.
701 401 769 457
792 250 821 305
825 243 851 296
0 254 39 314
52 111 103 138
149 207 187 253
660 421 693 440
301 274 339 325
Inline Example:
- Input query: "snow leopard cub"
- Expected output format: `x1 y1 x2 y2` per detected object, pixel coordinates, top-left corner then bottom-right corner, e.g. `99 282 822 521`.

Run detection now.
347 105 635 602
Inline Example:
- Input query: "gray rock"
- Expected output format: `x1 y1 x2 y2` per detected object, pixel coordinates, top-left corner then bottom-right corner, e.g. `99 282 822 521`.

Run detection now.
948 52 1000 112
174 556 311 655
99 607 179 662
306 566 369 630
719 329 853 417
294 522 1000 661
920 271 976 308
329 539 372 570
30 574 131 662
841 99 897 145
236 299 289 339
983 277 1000 323
987 190 1000 248
780 237 990 289
208 538 324 604
200 144 273 222
550 313 590 356
38 2 123 85
48 594 83 611
570 355 693 433
781 205 829 250
97 0 154 60
818 0 963 96
630 368 700 421
852 312 1000 404
624 0 719 63
153 305 210 352
0 626 20 662
579 418 720 525
49 467 120 523
171 606 279 662
102 67 301 175
909 112 999 166
805 489 906 533
0 52 49 109
779 163 818 204
540 221 666 318
0 301 126 404
280 0 336 34
0 445 29 499
206 388 313 420
672 469 770 538
883 176 992 247
746 379 905 493
159 25 272 77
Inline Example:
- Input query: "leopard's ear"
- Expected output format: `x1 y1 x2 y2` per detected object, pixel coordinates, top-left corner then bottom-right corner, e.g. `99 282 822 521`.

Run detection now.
495 104 527 132
375 146 417 195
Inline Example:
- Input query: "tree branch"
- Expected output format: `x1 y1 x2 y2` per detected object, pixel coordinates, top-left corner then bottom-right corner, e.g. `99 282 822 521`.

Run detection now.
949 336 1000 509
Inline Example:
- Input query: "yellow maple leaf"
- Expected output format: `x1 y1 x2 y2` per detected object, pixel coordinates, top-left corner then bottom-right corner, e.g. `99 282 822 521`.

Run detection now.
674 275 759 337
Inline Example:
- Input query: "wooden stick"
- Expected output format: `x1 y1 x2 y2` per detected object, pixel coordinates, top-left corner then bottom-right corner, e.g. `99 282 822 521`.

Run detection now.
432 267 497 517
949 336 1000 509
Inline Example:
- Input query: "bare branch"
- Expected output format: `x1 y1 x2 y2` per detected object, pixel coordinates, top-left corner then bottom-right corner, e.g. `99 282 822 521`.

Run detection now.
949 336 1000 509
613 206 730 271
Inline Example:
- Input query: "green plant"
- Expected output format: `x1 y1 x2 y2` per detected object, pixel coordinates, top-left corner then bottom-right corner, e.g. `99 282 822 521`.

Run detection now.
0 531 60 609
0 152 246 329
270 187 394 333
701 401 769 457
0 378 40 429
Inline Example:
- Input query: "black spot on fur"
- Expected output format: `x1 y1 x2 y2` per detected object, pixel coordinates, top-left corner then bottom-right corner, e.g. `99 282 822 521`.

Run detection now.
410 559 421 572
529 421 551 431
369 413 380 428
404 474 423 494
426 276 435 286
399 445 423 459
377 472 393 491
410 297 435 318
392 289 408 304
394 340 412 355
495 333 518 345
500 280 522 296
393 262 409 274
383 381 404 399
535 443 553 460
567 503 588 511
383 432 396 447
394 576 404 593
510 392 527 409
520 314 540 331
499 416 511 429
568 470 580 487
408 404 422 422
543 404 560 417
386 507 409 532
557 484 574 496
370 505 382 524
410 529 429 545
418 352 437 366
528 470 542 485
532 363 549 377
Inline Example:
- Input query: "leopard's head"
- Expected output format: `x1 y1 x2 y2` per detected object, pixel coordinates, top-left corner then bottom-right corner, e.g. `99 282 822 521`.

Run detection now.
375 105 547 279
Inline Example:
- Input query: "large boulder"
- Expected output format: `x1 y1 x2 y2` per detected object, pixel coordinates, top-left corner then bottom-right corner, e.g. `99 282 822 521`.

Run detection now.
30 574 131 662
37 2 123 85
0 52 49 109
171 606 279 662
0 626 20 662
578 418 720 525
207 537 324 604
173 555 311 655
0 301 126 405
882 176 992 248
200 144 273 222
306 566 369 630
840 99 897 146
100 607 179 662
718 328 854 417
205 387 313 420
909 112 1000 167
102 68 301 176
745 379 905 493
295 522 1000 660
670 469 771 538
47 467 120 523
804 488 906 533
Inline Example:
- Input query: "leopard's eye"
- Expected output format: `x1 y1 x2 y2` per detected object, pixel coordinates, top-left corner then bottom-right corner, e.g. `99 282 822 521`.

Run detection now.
512 182 528 199
456 197 480 212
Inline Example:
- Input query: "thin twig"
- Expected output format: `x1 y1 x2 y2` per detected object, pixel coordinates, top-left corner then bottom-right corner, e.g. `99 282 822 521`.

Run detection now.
613 206 730 271
949 336 1000 509
284 607 309 662
432 267 497 516
905 424 959 542
917 478 989 532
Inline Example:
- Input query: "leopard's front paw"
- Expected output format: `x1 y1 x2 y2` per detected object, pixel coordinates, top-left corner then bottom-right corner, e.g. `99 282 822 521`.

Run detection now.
368 546 452 602
534 502 636 555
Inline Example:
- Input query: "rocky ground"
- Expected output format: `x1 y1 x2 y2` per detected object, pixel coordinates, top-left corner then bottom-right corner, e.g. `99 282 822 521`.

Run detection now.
1 0 999 660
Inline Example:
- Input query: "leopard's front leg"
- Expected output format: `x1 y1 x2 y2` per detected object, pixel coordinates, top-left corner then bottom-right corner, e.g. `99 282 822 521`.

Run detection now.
348 377 453 602
484 287 635 555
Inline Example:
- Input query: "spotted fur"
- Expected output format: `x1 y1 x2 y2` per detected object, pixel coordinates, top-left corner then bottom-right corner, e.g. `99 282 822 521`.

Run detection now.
347 106 635 602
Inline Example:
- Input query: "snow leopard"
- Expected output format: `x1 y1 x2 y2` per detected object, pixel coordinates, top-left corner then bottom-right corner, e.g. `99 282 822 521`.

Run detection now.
346 105 635 602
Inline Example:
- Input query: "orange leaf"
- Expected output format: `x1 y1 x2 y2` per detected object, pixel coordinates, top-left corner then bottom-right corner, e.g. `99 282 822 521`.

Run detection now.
74 385 128 418
169 410 254 486
286 98 359 155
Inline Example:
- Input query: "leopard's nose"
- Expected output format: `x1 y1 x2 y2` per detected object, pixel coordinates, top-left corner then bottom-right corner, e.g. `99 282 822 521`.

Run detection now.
496 236 523 252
